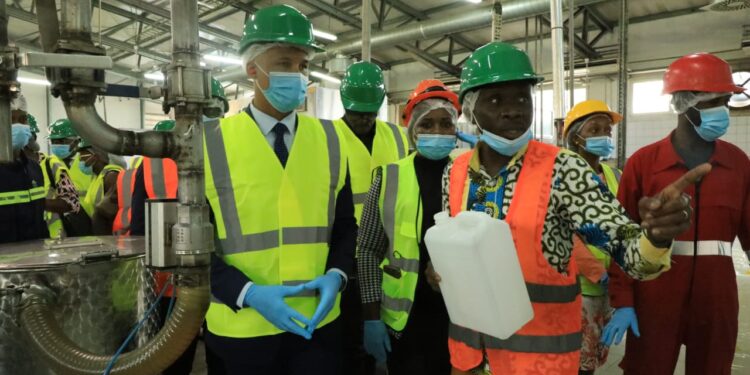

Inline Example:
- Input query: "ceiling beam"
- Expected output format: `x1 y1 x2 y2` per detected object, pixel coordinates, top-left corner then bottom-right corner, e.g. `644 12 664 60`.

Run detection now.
109 0 239 46
383 0 478 51
541 15 601 59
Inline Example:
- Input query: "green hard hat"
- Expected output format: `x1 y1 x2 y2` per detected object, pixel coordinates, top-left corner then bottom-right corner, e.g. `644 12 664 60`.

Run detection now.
78 137 91 149
340 62 385 113
459 42 543 103
48 118 78 140
239 4 323 55
27 114 39 133
153 120 176 132
211 78 229 113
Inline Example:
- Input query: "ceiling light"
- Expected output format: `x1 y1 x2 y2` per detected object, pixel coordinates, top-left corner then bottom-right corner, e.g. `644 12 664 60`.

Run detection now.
18 77 51 86
200 61 206 67
144 72 165 81
465 0 482 3
203 54 243 66
311 71 341 84
313 29 338 41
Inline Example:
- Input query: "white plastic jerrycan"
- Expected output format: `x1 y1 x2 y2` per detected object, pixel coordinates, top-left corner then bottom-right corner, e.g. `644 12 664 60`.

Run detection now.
425 210 533 340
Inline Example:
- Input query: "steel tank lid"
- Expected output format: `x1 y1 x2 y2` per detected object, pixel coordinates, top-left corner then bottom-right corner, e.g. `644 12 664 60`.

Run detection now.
0 236 145 270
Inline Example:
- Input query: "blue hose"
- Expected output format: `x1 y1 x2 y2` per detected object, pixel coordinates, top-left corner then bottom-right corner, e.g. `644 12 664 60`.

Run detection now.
102 279 172 375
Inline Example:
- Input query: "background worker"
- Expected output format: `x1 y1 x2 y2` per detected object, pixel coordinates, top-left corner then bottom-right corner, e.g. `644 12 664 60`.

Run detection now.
0 121 48 243
9 94 81 239
564 99 623 375
203 5 356 374
438 42 704 375
334 60 408 375
77 140 122 235
48 118 93 197
357 79 461 375
604 52 750 375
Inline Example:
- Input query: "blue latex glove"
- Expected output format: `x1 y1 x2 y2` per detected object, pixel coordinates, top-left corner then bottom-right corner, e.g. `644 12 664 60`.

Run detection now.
601 307 640 346
243 284 312 339
11 124 32 151
304 271 342 332
457 131 478 147
363 320 391 363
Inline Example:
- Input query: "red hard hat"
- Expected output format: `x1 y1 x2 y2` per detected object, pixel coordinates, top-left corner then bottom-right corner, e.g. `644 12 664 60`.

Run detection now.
662 53 744 94
402 79 461 126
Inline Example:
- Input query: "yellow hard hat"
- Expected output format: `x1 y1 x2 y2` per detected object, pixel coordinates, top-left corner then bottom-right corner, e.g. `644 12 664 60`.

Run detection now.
563 100 623 137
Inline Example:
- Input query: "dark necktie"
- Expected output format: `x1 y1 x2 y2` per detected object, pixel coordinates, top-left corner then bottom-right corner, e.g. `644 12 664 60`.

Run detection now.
272 123 289 167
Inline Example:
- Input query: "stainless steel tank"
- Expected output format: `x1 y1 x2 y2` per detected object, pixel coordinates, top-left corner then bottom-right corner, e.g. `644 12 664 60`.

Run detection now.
0 236 158 375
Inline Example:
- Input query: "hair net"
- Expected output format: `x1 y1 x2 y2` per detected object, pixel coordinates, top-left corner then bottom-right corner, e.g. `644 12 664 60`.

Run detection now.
461 90 480 126
670 91 730 114
407 98 459 147
565 120 585 153
241 42 314 69
11 93 27 112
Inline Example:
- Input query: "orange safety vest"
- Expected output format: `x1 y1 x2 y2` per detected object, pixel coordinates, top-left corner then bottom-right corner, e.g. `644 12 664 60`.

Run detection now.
447 141 582 374
112 168 138 235
143 157 178 200
143 157 179 298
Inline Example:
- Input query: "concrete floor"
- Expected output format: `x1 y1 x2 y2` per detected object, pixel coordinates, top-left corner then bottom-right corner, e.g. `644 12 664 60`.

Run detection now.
189 249 750 375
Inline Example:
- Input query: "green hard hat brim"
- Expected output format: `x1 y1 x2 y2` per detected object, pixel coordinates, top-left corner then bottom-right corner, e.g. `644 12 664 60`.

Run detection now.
459 74 543 103
341 97 383 113
239 39 324 55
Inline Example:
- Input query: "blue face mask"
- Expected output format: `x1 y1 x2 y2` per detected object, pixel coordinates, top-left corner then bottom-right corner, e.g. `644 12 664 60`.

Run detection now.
416 134 457 160
583 136 615 158
78 160 93 175
479 127 533 157
50 144 72 159
258 65 308 113
689 106 730 142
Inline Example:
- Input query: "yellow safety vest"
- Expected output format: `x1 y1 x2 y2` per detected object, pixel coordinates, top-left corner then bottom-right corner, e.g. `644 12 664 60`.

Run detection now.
129 155 144 170
377 153 422 331
204 112 348 338
68 153 95 197
334 119 408 224
40 155 69 238
579 163 621 297
81 164 123 218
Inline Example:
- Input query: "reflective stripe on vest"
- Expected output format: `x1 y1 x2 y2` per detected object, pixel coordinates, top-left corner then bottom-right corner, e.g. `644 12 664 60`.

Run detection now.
579 163 621 296
68 153 94 196
335 119 408 224
144 157 178 200
672 240 733 257
447 142 582 373
203 112 347 338
113 168 137 234
0 186 46 206
378 154 421 331
82 164 123 218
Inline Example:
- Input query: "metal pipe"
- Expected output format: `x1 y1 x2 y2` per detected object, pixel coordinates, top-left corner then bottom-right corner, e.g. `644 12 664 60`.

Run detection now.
361 0 371 62
61 0 92 41
317 0 611 60
63 94 176 157
550 0 565 145
35 0 60 52
0 0 9 162
616 0 628 168
568 1 575 109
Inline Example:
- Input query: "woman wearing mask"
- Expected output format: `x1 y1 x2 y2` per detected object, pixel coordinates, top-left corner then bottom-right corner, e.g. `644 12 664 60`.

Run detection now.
78 140 123 234
358 80 461 375
563 99 623 375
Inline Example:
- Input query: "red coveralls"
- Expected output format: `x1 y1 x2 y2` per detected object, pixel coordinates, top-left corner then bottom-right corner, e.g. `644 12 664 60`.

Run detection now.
609 134 750 374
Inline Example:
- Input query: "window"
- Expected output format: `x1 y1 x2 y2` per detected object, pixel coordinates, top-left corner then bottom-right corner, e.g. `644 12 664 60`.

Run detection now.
533 88 587 143
632 80 671 114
